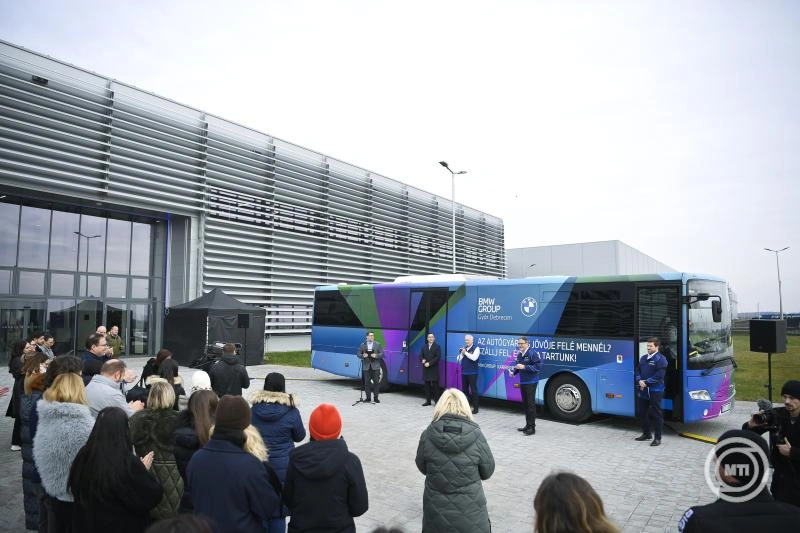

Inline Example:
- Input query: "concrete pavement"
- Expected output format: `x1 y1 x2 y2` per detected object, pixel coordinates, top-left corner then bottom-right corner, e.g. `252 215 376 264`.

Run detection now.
1 357 756 532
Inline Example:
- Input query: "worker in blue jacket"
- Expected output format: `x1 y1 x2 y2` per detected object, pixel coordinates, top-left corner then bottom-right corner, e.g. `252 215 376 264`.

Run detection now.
510 336 542 436
634 337 669 447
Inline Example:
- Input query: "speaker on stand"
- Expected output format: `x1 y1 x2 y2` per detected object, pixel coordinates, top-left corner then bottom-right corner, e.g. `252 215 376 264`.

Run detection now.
750 319 788 402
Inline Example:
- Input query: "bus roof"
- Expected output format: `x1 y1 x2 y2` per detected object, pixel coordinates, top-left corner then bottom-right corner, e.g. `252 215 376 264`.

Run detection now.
315 272 726 291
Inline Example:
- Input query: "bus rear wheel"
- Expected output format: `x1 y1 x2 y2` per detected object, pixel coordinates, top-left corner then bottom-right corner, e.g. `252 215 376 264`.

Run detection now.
547 374 592 422
378 359 390 393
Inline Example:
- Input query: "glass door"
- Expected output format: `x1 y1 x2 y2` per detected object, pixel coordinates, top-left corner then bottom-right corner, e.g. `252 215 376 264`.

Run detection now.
0 299 46 363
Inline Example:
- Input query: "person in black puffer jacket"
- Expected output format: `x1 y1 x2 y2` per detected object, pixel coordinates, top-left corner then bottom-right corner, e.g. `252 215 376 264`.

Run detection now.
20 365 47 530
284 403 368 533
173 390 218 513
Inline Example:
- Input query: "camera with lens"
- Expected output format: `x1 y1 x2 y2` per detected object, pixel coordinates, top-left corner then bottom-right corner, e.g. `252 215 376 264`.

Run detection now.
753 409 778 429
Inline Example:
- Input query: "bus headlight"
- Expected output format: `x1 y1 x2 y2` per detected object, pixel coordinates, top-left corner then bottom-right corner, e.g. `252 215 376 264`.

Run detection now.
689 390 711 401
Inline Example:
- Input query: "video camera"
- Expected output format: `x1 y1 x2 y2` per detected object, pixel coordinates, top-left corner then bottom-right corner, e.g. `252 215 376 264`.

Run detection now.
754 398 780 431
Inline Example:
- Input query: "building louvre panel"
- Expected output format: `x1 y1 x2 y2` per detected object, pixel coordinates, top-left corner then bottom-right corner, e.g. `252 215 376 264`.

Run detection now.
0 41 505 337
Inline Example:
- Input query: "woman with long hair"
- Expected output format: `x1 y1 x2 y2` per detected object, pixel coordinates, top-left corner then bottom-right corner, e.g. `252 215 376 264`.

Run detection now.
7 340 35 450
533 472 619 533
19 350 49 530
173 389 217 512
129 381 182 519
415 388 495 533
33 372 95 532
156 359 185 410
69 407 164 533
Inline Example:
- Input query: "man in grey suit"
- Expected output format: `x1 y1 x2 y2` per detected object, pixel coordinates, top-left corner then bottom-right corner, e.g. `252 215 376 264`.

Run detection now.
358 332 384 403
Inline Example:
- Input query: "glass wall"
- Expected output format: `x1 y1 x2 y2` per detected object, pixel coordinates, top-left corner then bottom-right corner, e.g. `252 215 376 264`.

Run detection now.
0 199 161 361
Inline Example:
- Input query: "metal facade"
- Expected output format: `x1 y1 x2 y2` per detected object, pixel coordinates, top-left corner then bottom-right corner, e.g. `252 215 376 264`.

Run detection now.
0 41 505 336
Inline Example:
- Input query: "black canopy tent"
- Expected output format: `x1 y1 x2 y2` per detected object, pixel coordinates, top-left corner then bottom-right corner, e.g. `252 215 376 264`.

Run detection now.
163 288 266 366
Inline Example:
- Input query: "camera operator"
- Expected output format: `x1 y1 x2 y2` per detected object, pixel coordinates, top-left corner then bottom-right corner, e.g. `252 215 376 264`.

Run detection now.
743 380 800 507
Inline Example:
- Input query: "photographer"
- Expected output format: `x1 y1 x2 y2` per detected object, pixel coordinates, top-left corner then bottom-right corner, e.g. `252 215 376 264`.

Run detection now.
743 380 800 507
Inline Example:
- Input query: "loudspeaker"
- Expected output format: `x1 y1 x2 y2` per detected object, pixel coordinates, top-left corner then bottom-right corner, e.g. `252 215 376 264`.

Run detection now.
237 314 250 329
750 319 787 353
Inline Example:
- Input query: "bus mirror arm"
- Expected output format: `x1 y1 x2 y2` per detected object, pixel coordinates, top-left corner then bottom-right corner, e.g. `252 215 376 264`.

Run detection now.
683 293 723 323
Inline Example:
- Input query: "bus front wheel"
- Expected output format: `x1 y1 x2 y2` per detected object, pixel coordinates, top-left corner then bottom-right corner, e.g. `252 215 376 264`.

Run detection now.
546 374 591 422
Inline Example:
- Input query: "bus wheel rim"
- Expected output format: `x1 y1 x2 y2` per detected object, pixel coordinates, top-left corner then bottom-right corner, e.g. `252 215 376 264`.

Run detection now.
555 384 582 413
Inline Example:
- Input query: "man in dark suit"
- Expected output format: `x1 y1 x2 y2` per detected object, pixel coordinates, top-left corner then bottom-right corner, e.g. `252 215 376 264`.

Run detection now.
358 332 384 403
420 333 441 406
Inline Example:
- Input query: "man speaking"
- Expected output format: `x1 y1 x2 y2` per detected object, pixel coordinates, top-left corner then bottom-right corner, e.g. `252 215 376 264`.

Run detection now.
358 332 384 403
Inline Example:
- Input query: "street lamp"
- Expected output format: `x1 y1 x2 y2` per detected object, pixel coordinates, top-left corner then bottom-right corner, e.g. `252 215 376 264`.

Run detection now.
75 231 102 273
764 246 789 319
438 161 467 274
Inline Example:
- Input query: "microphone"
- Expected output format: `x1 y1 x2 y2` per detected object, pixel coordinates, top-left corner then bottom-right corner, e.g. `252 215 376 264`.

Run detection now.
756 398 773 412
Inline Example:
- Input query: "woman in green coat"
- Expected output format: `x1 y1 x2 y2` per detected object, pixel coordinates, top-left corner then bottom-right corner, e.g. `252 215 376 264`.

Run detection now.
129 381 182 519
415 388 495 533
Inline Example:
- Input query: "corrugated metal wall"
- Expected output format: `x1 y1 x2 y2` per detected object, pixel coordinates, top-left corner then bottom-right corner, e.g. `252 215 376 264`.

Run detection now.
0 41 505 335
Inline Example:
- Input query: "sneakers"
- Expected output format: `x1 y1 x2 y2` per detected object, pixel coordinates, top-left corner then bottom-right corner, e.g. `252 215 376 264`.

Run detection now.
10 445 21 451
634 434 653 441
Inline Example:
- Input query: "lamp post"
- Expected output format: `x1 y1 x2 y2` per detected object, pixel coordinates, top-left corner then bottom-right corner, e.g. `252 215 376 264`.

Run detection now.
75 231 102 273
438 161 467 274
764 246 789 319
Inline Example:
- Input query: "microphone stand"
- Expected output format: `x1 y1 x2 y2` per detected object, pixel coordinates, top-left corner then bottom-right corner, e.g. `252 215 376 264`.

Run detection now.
353 353 372 406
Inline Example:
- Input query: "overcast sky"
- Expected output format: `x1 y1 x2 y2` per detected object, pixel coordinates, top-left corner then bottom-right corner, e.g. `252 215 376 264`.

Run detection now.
2 0 798 313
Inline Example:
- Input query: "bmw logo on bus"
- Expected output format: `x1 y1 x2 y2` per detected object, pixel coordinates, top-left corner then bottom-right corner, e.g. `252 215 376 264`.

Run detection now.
520 297 538 317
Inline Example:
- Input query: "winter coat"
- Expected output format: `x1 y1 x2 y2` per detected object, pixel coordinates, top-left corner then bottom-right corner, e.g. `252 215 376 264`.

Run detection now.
33 400 95 502
208 355 250 397
420 342 442 382
284 438 369 533
129 408 182 519
72 453 164 533
20 372 46 530
5 355 23 419
415 413 495 533
678 489 800 532
86 374 137 417
187 434 280 533
106 332 125 358
173 409 203 512
250 390 306 483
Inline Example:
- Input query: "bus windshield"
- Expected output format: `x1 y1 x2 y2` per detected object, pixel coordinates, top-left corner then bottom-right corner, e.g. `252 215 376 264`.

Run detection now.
687 280 733 370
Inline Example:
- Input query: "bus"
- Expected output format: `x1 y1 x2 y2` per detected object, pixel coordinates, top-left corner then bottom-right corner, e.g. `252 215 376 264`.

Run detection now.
310 273 735 423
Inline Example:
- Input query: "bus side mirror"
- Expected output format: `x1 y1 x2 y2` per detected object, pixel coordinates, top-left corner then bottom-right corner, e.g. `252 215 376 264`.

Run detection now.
711 300 722 322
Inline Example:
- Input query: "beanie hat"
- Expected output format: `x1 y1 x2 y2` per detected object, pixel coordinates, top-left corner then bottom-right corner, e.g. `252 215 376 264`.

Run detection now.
715 429 770 487
190 370 212 393
781 380 800 400
264 372 286 393
309 403 342 441
215 395 251 431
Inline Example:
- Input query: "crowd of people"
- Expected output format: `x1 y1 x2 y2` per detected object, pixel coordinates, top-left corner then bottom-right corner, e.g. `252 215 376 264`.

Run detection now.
5 328 800 532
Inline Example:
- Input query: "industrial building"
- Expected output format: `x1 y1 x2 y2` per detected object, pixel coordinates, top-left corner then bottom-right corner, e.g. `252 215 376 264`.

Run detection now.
0 40 505 361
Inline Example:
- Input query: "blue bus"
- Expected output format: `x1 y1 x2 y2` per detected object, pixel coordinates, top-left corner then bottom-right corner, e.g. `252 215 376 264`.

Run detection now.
311 273 735 423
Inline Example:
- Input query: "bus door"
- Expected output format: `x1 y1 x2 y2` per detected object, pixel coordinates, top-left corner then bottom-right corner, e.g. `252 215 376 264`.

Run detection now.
407 289 450 388
636 286 682 420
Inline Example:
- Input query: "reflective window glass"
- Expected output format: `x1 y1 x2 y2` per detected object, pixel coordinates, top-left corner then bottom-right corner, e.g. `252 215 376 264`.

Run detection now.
19 270 45 295
106 219 132 275
79 275 102 297
77 215 106 273
0 269 11 294
0 203 20 266
18 206 51 268
130 223 152 276
49 211 80 271
130 303 149 355
50 273 75 297
131 278 150 299
106 277 128 298
46 299 77 356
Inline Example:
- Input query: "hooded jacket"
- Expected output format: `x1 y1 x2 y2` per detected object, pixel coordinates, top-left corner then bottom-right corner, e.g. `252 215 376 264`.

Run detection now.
187 434 280 533
129 407 182 518
250 390 306 483
284 438 368 533
20 372 46 529
33 400 95 502
208 355 250 397
415 413 495 533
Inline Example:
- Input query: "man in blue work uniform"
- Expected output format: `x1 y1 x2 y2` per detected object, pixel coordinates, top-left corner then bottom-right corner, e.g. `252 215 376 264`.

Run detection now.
634 337 668 447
